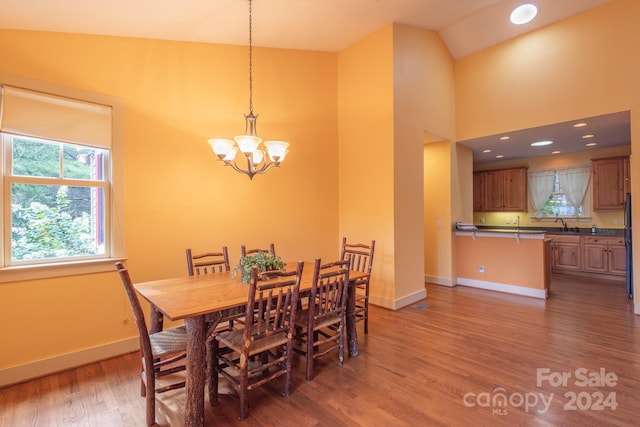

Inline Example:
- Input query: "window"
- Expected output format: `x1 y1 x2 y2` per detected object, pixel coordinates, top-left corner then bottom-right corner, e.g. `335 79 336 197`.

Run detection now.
0 76 124 280
7 135 109 262
528 165 592 219
538 173 584 217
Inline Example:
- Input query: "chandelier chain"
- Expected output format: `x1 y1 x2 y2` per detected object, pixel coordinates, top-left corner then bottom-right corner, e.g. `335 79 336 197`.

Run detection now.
248 0 254 115
207 0 289 180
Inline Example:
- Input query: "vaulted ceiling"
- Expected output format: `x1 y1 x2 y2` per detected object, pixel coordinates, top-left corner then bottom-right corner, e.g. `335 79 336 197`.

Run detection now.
2 0 626 160
0 0 611 58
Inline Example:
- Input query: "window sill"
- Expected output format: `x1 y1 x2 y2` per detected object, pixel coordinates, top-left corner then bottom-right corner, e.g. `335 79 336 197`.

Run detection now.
0 258 126 283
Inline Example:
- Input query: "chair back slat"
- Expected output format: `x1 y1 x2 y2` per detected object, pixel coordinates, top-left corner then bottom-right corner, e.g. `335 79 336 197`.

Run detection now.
115 262 154 368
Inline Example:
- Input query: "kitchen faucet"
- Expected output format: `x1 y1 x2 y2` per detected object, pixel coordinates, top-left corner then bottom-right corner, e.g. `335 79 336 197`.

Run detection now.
555 217 568 231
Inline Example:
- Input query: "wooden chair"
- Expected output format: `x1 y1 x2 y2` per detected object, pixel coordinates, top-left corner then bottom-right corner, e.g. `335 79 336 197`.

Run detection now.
115 262 188 426
186 246 230 275
211 262 304 420
340 237 375 334
294 259 350 381
240 243 276 257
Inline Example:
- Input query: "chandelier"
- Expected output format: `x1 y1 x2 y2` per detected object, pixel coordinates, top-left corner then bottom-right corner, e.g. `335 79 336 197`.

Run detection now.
208 0 289 180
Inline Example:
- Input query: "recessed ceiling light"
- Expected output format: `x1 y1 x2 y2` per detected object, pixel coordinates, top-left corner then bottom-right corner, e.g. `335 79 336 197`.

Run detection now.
573 122 588 128
500 136 510 141
586 142 598 147
482 149 492 153
582 134 594 139
510 3 538 25
552 151 561 154
530 140 553 147
496 155 504 159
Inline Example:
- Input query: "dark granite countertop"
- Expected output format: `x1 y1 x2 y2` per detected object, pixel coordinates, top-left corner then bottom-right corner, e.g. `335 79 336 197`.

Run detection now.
474 225 624 236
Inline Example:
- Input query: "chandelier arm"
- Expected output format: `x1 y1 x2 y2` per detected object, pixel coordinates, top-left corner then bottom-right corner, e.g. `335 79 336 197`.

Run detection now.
250 160 280 175
223 158 257 180
218 156 280 180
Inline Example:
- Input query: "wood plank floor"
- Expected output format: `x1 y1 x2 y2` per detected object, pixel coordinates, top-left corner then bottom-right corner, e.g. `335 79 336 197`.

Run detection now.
2 274 639 426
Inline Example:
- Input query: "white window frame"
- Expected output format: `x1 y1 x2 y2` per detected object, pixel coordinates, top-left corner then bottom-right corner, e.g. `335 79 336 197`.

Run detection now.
0 73 125 282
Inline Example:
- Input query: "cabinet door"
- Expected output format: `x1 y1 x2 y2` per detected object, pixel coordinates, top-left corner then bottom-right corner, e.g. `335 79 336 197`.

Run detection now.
623 156 631 195
473 172 485 212
503 168 527 211
583 243 608 273
609 245 627 275
593 158 625 210
483 170 505 211
553 242 581 271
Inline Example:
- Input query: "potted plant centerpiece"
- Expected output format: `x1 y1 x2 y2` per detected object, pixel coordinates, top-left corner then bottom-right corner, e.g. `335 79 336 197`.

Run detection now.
233 251 286 283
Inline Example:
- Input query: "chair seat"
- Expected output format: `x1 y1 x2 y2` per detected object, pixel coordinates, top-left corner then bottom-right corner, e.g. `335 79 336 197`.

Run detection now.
216 325 289 356
295 308 342 331
149 326 188 355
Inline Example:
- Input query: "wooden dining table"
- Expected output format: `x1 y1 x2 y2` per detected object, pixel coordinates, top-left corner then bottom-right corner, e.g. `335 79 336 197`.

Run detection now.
133 261 368 427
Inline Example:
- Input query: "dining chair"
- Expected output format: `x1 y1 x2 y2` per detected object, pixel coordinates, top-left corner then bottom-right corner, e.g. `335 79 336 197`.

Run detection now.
211 261 304 420
340 237 375 334
294 258 350 381
240 243 276 257
186 246 230 275
115 262 188 426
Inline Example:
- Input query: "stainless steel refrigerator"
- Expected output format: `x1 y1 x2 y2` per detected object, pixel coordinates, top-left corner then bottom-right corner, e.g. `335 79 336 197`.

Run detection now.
625 192 633 299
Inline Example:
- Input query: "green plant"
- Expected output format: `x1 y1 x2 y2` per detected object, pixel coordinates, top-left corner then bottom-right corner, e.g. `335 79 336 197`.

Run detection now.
232 252 285 283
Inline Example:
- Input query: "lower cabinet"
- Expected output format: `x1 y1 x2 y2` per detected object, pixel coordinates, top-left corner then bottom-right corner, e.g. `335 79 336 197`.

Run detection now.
551 236 582 272
551 234 626 279
583 236 626 276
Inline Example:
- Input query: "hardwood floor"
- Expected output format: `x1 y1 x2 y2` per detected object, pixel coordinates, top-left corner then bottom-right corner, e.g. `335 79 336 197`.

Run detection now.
2 274 639 426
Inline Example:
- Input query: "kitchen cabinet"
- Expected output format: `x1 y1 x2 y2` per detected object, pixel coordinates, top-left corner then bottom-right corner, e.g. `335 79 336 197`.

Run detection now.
473 171 485 211
476 167 527 212
592 156 630 210
551 235 582 272
583 236 626 276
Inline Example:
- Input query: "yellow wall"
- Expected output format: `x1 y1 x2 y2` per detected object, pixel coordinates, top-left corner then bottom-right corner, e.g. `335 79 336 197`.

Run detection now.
394 25 456 297
424 141 452 284
337 26 396 304
454 0 640 305
338 24 456 307
0 30 338 373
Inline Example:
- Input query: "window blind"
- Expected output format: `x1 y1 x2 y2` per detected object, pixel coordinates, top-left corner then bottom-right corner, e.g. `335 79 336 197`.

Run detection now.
0 85 112 149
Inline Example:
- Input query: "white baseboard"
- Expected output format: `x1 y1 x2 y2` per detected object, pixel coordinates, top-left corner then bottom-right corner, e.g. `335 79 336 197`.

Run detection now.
456 277 548 299
0 337 139 388
370 287 427 310
425 275 453 287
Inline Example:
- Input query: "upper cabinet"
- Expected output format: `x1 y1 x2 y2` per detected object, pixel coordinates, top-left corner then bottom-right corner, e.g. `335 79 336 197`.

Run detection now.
474 167 527 212
592 156 630 211
473 172 485 211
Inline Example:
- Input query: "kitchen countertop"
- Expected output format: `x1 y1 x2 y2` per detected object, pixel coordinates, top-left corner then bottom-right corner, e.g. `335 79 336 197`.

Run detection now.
472 225 624 236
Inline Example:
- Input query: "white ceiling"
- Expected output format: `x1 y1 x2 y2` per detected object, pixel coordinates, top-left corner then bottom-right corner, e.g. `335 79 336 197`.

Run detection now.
0 0 612 58
1 0 626 160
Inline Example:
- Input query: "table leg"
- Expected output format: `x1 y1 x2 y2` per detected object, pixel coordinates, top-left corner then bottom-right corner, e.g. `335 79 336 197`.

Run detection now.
184 317 205 427
346 284 359 357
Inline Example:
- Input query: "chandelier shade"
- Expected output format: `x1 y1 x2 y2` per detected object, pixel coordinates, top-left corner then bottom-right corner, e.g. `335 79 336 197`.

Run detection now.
207 0 289 180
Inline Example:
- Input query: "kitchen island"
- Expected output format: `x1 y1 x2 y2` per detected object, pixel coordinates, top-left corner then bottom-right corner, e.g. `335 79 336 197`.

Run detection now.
454 229 551 299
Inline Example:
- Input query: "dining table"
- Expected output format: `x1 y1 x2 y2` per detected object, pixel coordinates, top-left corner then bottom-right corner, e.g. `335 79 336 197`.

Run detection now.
133 260 368 427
